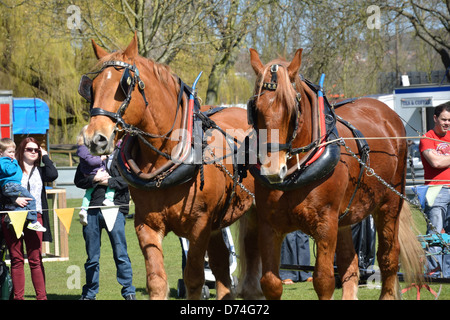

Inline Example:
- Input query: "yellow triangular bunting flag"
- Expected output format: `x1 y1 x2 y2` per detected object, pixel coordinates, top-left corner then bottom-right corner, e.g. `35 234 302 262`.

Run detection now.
55 208 75 234
8 211 28 239
426 185 443 207
101 207 119 232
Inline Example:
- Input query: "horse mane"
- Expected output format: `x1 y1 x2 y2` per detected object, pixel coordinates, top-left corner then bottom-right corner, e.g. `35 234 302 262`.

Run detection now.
136 55 179 88
256 58 298 120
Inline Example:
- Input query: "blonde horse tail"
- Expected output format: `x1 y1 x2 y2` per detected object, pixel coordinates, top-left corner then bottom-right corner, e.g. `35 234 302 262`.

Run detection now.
398 202 426 292
236 207 264 299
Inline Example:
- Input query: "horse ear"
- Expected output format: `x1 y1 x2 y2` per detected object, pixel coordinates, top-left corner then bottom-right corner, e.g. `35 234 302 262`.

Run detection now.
249 48 264 76
123 31 139 60
287 49 303 80
91 39 109 60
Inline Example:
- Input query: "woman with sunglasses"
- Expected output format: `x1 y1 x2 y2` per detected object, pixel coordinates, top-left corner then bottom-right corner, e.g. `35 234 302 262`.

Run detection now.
1 137 58 300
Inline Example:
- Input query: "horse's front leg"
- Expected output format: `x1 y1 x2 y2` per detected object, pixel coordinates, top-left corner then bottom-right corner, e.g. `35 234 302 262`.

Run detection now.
313 223 338 300
207 229 233 300
237 208 264 300
258 220 284 300
135 222 168 299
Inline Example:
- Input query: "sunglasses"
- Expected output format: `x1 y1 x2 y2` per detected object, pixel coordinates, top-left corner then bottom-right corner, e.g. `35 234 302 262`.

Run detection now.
25 147 40 153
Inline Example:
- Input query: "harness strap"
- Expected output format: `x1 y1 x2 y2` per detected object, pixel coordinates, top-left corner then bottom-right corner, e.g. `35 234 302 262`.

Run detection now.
136 134 172 160
270 64 279 83
336 115 370 221
284 78 334 176
90 107 121 121
196 109 242 228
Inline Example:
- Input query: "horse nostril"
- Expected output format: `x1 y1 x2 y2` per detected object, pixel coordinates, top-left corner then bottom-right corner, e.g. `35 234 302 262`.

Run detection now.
93 133 108 146
90 133 109 155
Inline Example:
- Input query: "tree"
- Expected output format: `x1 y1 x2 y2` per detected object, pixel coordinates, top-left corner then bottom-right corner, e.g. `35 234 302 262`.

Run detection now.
382 0 450 80
0 0 88 142
204 0 272 105
74 0 221 64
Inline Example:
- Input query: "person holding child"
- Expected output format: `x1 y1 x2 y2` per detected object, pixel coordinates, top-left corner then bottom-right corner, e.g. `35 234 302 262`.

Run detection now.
0 138 45 232
74 140 135 300
76 127 115 226
0 137 58 300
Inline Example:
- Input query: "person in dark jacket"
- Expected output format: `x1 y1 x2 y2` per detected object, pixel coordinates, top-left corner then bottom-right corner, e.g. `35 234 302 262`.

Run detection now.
0 137 58 300
76 127 115 226
74 149 136 300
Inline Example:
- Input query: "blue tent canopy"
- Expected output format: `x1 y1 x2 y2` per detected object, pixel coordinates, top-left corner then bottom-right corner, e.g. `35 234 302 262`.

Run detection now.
12 98 50 135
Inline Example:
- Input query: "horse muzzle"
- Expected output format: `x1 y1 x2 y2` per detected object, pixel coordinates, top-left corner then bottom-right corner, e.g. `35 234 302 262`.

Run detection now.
86 131 116 155
260 163 288 184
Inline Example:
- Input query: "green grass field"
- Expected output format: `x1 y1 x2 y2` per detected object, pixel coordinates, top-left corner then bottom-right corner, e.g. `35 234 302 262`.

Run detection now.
14 199 450 300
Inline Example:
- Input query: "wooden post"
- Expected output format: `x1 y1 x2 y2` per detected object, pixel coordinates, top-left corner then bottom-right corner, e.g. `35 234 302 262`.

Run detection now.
45 188 69 259
58 190 69 258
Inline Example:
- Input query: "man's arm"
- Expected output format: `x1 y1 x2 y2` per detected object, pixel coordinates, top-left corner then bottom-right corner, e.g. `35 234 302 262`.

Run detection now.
74 165 95 189
422 148 450 168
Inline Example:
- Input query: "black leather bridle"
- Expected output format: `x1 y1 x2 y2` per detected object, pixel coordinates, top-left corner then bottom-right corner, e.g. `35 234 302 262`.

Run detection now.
247 64 302 155
78 60 199 160
78 60 148 132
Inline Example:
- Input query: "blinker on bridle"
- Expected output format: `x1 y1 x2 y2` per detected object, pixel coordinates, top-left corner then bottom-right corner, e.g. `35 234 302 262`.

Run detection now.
78 60 148 129
247 64 302 154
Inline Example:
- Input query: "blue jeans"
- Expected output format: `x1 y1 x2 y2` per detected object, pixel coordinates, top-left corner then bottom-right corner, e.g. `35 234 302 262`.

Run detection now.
2 182 37 222
81 208 135 299
425 187 450 277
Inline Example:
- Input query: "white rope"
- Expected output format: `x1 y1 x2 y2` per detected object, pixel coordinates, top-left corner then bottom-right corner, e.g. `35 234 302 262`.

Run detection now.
320 135 448 149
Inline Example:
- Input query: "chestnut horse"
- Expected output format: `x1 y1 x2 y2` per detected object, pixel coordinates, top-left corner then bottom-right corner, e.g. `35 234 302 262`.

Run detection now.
81 34 258 299
241 48 424 300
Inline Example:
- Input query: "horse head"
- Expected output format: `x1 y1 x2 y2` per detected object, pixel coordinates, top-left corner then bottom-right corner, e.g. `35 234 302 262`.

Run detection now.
81 33 167 157
249 48 307 183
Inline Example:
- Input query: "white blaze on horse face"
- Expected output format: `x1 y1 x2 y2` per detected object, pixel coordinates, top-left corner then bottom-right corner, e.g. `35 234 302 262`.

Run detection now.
259 129 288 183
106 70 112 80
